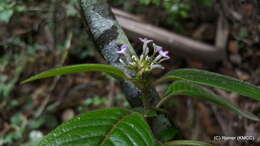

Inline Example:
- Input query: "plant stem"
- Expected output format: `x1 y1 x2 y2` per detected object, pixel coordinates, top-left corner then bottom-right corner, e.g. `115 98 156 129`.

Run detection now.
141 88 150 111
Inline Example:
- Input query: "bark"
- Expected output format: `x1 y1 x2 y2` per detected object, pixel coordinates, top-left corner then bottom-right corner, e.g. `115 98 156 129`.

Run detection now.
80 0 162 107
80 0 142 107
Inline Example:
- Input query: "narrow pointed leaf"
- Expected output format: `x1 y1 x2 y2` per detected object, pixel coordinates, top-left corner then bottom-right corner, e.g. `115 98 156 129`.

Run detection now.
158 69 260 100
160 81 259 121
164 140 213 146
39 108 156 146
21 64 127 84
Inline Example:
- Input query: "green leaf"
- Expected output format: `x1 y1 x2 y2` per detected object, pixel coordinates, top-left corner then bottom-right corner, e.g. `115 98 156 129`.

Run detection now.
157 81 259 121
0 9 13 23
38 108 155 146
157 69 260 100
164 140 213 146
21 64 127 84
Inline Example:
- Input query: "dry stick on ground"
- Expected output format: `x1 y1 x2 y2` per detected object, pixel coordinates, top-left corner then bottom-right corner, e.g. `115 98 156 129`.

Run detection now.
215 14 229 51
112 8 226 62
80 0 179 140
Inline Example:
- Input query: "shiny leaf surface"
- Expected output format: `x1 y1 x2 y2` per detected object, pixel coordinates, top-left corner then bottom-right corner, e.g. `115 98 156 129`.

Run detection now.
158 69 260 100
22 64 127 84
159 81 259 121
38 108 155 146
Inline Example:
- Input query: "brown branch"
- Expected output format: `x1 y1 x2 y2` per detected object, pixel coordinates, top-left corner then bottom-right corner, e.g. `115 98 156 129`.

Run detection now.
112 8 226 62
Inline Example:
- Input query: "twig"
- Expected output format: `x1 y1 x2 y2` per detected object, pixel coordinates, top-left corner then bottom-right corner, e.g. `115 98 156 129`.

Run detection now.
215 13 229 53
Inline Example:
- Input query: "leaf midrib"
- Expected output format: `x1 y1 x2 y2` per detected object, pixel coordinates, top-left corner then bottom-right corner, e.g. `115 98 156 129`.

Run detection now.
99 111 134 146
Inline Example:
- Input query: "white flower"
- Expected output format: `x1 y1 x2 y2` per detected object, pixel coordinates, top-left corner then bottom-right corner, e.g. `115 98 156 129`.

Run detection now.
154 50 170 63
139 38 153 57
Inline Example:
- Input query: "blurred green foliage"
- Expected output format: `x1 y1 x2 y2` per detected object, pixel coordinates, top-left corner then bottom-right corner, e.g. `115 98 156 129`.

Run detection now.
84 96 110 106
0 54 26 100
138 0 212 31
0 0 25 23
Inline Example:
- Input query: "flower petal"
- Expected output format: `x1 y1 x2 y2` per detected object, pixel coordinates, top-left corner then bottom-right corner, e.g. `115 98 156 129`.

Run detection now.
116 45 128 54
139 38 153 43
159 50 169 58
151 64 164 70
153 43 162 52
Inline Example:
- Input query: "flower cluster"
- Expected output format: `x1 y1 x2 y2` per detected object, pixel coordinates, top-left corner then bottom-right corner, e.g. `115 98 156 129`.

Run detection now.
116 38 170 77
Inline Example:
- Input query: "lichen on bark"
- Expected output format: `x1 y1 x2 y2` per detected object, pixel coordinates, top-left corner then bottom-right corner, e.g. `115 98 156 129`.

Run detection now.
80 0 142 106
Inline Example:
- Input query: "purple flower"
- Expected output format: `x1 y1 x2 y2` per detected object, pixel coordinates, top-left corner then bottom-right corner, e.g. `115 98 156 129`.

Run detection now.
139 38 153 44
156 47 163 52
116 45 128 54
139 38 153 57
154 50 170 63
159 50 170 59
153 43 162 53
